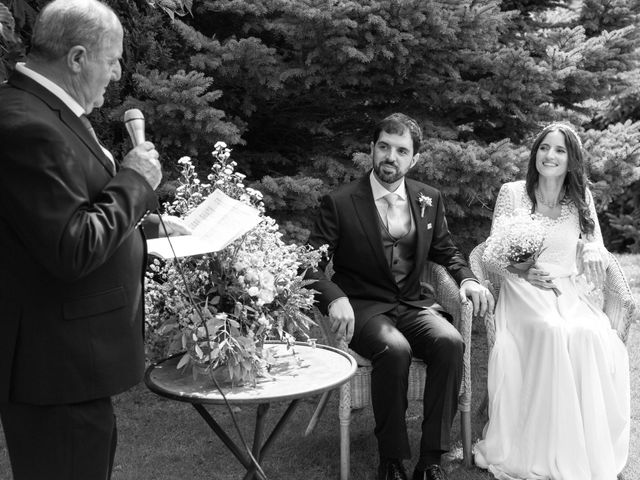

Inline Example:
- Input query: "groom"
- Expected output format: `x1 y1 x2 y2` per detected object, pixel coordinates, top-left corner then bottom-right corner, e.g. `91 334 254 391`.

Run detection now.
307 113 493 480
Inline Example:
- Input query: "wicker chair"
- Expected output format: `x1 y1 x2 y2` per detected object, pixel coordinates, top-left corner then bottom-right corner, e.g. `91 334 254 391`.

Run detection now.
305 261 474 480
468 241 638 412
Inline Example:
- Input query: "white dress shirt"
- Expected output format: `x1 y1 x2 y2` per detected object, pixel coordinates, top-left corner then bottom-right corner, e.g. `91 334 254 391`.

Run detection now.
369 171 411 232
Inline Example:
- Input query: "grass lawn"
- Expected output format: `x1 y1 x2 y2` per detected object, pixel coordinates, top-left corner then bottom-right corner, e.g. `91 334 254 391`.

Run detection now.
0 254 638 479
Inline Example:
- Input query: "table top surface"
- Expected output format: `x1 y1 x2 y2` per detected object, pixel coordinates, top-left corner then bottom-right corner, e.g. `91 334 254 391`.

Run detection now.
145 342 357 405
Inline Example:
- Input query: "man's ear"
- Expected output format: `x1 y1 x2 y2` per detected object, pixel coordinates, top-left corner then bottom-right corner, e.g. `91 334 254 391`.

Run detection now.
410 153 419 168
370 141 375 156
66 45 87 73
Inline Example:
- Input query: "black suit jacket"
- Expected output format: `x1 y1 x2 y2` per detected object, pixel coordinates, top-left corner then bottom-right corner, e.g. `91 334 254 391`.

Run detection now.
0 70 159 404
307 174 475 337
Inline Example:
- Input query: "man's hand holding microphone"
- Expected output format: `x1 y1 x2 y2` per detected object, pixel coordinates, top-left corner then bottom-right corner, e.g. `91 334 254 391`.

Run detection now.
121 108 162 190
122 109 190 237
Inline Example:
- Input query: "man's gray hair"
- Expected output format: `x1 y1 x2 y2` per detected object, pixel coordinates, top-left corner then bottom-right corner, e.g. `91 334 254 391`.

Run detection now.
30 0 120 61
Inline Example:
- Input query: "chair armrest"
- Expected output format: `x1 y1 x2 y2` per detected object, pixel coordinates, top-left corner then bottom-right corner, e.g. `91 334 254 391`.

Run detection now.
469 242 498 351
603 253 638 344
421 261 466 329
422 261 473 411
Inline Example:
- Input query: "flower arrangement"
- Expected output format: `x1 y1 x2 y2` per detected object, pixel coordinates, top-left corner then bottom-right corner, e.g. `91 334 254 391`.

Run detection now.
483 209 560 295
145 142 326 386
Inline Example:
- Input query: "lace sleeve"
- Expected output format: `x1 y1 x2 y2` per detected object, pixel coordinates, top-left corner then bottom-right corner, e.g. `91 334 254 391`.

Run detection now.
577 188 610 274
574 188 608 304
489 183 514 235
482 183 519 278
584 188 604 245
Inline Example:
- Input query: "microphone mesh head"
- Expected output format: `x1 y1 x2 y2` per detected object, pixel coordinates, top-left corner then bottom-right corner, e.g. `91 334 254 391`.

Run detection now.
124 108 144 123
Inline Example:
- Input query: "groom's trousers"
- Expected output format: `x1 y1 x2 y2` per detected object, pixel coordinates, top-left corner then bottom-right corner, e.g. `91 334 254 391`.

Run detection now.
349 303 463 464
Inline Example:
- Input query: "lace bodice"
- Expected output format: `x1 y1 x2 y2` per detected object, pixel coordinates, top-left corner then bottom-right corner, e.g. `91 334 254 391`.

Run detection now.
484 181 603 278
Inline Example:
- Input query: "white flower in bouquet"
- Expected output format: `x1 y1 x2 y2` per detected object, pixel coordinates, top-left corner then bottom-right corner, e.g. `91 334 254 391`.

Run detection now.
483 209 560 296
484 209 545 267
145 143 326 386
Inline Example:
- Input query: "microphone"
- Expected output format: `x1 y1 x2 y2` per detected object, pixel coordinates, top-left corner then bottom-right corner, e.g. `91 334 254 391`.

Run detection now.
124 108 145 146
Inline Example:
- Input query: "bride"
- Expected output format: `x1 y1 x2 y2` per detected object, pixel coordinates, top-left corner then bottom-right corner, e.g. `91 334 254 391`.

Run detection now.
474 123 630 480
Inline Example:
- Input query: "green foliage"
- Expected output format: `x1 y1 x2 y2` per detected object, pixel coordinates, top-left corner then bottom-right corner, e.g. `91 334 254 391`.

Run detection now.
156 0 640 251
2 0 640 251
147 0 193 20
0 3 16 80
582 121 640 205
252 173 327 243
607 208 640 253
604 179 640 252
114 68 242 172
0 0 34 81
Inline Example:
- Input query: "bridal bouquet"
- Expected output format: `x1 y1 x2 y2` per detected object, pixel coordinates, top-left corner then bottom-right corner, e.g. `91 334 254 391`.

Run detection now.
484 209 560 295
145 142 326 386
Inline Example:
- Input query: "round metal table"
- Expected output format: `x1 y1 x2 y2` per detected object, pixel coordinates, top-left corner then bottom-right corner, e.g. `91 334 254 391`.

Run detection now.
145 342 356 479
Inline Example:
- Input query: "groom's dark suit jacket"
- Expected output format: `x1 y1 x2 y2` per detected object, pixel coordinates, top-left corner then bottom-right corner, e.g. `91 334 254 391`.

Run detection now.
0 70 159 405
308 174 474 337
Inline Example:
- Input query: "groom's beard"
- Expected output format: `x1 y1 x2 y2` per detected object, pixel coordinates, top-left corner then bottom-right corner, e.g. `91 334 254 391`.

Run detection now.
374 161 405 184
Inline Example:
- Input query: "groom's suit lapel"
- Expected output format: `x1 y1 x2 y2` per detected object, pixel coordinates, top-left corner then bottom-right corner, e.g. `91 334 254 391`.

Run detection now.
350 176 395 282
406 179 430 271
349 175 431 283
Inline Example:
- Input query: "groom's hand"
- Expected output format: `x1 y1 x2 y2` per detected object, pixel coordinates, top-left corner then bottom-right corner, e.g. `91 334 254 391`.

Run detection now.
460 280 494 317
328 297 355 343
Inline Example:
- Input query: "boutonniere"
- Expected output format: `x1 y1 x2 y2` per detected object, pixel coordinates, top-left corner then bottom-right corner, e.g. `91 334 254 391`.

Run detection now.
418 193 432 218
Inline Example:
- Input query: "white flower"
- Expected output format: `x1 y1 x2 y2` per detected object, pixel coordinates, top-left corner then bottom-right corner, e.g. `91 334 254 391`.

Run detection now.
418 193 433 218
484 209 547 267
247 286 260 297
257 287 275 305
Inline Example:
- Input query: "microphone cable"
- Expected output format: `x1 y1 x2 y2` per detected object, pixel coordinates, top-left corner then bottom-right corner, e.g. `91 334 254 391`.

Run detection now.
155 212 268 480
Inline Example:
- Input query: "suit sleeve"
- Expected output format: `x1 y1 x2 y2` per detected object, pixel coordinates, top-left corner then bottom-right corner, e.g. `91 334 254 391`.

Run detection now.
141 214 161 239
427 191 476 285
305 194 348 314
0 115 158 281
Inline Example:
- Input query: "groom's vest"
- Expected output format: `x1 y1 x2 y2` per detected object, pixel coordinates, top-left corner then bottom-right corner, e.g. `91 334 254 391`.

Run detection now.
379 213 417 288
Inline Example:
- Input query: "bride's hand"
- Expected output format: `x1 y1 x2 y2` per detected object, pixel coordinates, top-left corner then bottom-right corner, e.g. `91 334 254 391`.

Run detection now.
523 266 559 292
578 242 607 288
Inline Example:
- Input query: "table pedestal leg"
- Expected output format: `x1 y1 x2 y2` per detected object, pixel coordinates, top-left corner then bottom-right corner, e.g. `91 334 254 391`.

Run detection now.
252 404 269 460
242 399 300 480
192 403 254 470
194 400 301 480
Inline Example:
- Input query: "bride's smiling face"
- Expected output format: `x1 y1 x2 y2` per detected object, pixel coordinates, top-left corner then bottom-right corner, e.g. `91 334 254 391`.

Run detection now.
535 130 569 179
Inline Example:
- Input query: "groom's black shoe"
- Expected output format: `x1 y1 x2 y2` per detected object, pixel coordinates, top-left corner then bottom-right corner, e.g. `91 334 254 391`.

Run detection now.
412 464 447 480
378 458 408 480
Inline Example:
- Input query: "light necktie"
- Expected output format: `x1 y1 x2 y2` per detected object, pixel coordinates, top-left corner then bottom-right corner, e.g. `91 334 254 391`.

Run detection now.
384 193 410 238
79 114 99 143
79 114 116 172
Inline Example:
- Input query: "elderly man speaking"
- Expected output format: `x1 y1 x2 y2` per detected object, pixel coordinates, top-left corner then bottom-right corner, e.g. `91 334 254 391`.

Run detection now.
0 1 187 478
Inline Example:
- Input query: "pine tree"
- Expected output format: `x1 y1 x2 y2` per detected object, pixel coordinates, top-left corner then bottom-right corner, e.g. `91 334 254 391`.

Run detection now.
2 0 639 250
117 0 640 249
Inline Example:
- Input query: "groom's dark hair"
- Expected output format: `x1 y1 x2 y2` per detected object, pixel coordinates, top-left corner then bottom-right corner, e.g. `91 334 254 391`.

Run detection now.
373 113 423 154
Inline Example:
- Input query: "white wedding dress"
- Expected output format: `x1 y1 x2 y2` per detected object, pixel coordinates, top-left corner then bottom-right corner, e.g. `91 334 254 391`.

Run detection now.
474 181 630 480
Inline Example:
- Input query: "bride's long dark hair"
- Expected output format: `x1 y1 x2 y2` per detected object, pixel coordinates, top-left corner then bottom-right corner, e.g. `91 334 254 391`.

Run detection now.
525 123 595 236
